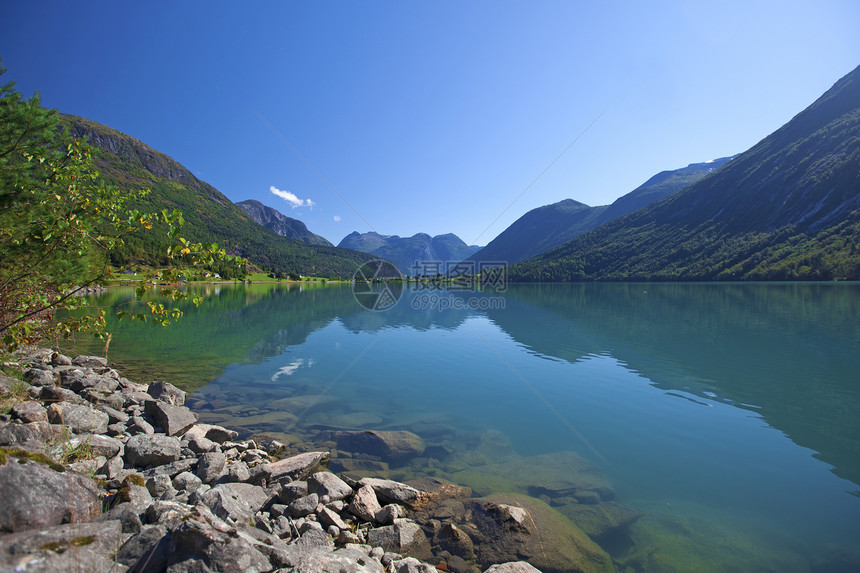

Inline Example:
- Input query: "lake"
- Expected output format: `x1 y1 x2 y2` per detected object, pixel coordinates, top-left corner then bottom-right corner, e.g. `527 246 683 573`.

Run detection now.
68 282 860 571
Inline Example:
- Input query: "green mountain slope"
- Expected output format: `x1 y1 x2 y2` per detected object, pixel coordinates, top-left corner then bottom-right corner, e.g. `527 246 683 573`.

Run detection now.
469 157 732 265
236 199 333 247
509 65 860 282
337 231 479 274
61 114 375 278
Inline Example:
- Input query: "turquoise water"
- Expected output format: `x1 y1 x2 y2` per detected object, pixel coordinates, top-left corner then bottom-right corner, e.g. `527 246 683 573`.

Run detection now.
78 282 860 570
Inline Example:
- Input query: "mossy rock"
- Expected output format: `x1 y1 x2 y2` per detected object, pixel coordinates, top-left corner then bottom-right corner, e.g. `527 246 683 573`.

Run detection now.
470 493 615 573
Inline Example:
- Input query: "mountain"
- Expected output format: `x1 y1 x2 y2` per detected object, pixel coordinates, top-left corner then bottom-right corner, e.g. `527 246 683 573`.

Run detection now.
337 231 480 274
509 65 860 282
61 115 376 278
469 157 733 266
236 200 333 247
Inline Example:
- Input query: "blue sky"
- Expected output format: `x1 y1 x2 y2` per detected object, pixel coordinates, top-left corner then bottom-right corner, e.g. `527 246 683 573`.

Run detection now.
2 1 858 246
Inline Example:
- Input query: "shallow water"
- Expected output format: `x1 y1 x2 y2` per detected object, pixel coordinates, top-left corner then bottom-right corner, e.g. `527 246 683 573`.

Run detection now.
71 282 860 571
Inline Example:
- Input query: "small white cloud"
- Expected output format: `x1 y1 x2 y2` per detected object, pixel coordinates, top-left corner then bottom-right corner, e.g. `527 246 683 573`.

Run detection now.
333 215 341 222
271 359 304 381
270 186 314 208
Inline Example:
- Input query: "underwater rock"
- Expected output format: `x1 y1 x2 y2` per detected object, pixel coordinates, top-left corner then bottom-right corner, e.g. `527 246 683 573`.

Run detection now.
469 493 614 573
335 430 426 462
559 501 642 543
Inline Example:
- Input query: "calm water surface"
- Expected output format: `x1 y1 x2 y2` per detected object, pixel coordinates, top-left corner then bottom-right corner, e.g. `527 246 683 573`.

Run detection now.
73 282 860 571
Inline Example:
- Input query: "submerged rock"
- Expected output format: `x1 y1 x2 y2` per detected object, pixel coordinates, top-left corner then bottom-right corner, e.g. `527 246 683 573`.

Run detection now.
335 430 425 461
469 493 614 573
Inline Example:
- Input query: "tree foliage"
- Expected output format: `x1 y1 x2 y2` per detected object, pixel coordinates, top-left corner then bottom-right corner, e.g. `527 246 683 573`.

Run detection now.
0 64 243 351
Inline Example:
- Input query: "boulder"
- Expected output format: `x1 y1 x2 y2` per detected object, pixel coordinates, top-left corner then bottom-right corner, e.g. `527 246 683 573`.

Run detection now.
376 504 406 525
39 385 87 405
253 451 329 485
201 483 270 523
184 423 239 444
166 512 271 572
0 454 101 532
485 563 543 573
308 471 353 501
335 430 425 461
318 506 350 531
0 420 64 452
288 493 320 518
125 434 182 467
66 433 124 459
115 524 170 569
147 380 186 405
468 493 613 573
227 461 252 483
23 367 54 386
366 521 432 561
196 451 228 483
47 401 110 434
434 522 475 559
359 477 424 508
10 401 47 423
348 484 383 523
72 355 108 369
173 471 204 493
144 400 198 437
390 557 437 573
0 519 122 557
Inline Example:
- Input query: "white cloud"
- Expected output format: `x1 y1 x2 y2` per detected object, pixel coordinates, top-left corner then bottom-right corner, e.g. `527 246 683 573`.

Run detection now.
270 186 314 208
333 215 341 222
271 359 304 381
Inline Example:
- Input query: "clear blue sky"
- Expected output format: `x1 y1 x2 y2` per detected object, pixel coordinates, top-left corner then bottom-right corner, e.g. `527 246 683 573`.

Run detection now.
2 1 858 246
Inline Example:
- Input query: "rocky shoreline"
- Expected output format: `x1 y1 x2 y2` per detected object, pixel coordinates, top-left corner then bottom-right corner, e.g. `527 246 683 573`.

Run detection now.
0 348 619 573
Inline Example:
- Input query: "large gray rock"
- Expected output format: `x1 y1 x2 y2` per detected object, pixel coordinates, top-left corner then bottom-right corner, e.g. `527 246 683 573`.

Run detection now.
144 400 198 437
0 420 64 452
484 562 543 573
335 430 425 461
166 512 272 572
308 471 353 501
201 483 270 523
288 493 319 518
279 528 385 572
366 521 432 561
23 367 54 387
359 477 424 508
184 423 239 444
72 355 108 369
196 451 228 483
0 519 122 556
115 524 170 569
66 433 124 459
39 385 87 405
253 451 329 485
348 484 383 523
47 401 110 434
125 434 182 467
0 454 102 532
10 401 47 423
390 557 437 573
147 380 186 405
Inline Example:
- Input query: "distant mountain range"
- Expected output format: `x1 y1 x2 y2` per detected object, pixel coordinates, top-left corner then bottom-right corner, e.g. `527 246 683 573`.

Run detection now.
337 232 480 275
509 65 860 281
236 200 333 247
61 115 376 278
468 156 733 266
